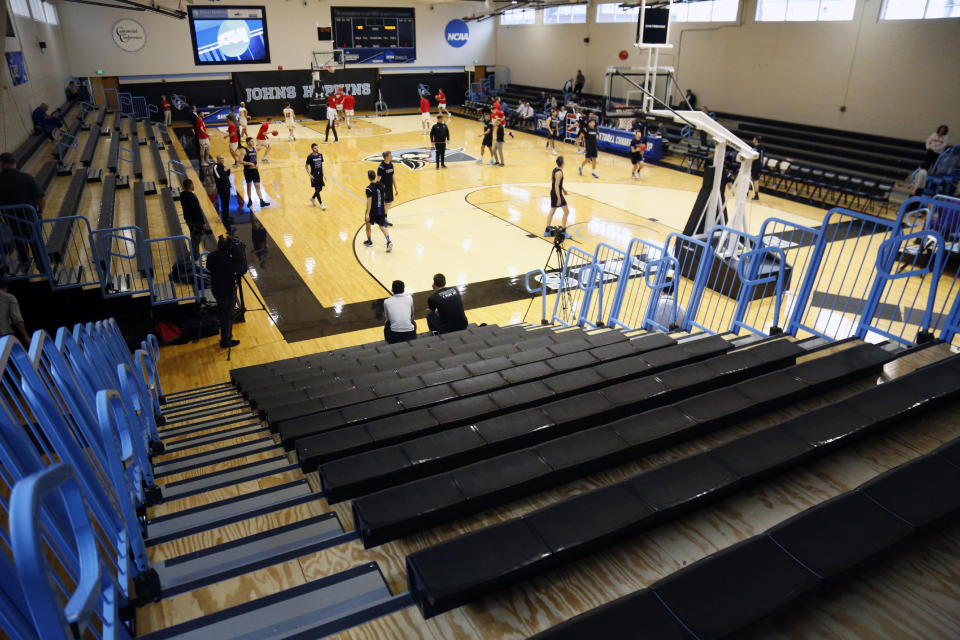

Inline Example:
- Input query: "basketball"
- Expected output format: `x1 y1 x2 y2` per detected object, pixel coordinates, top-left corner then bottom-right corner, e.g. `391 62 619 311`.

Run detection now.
272 130 278 136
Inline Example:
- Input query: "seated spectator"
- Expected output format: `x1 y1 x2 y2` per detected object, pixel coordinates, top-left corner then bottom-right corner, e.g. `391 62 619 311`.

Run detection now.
384 279 417 343
64 81 80 102
908 162 929 199
507 101 523 127
0 152 45 272
31 103 63 140
521 102 536 130
426 273 467 334
562 78 574 105
925 125 949 169
0 279 29 345
651 284 687 331
539 91 549 112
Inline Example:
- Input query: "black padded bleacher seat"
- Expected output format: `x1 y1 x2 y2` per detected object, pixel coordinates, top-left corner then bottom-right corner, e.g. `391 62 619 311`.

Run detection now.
133 181 150 274
13 133 47 167
160 187 189 261
402 346 954 617
130 117 142 179
531 435 960 640
44 170 87 267
107 125 121 173
358 342 892 550
34 161 58 193
95 106 107 127
318 338 804 503
80 121 102 166
150 140 168 185
95 175 117 268
284 333 730 462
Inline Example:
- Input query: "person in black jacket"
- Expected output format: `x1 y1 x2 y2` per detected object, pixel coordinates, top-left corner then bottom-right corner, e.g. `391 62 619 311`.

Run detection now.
212 156 234 231
179 179 211 261
426 273 468 334
205 236 246 348
430 115 450 169
750 136 764 201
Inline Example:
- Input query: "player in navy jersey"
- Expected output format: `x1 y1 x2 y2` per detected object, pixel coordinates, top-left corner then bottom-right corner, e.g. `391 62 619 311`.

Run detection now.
544 156 570 237
578 119 600 178
305 143 326 209
377 151 397 226
630 130 646 179
478 112 494 164
241 137 270 209
546 108 561 155
363 170 393 252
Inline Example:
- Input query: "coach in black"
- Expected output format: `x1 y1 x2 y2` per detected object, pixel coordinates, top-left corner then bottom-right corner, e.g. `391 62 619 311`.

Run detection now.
430 115 450 169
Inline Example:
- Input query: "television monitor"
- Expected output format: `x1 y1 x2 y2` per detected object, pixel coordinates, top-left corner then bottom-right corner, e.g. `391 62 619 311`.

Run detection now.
188 6 270 65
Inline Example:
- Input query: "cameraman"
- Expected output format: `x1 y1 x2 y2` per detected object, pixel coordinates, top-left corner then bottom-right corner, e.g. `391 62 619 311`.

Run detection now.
206 236 246 348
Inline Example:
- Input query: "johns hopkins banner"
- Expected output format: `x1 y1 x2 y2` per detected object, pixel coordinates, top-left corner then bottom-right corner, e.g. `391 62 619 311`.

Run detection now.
232 68 379 116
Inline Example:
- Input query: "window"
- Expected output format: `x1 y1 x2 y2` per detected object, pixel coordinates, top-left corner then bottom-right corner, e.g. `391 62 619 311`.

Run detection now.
42 1 58 25
10 0 30 18
881 0 960 19
543 4 587 24
671 0 739 22
500 7 536 25
756 0 856 21
596 3 640 23
28 0 43 21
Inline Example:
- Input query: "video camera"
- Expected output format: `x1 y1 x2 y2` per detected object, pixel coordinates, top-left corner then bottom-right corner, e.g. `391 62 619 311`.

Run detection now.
219 234 248 271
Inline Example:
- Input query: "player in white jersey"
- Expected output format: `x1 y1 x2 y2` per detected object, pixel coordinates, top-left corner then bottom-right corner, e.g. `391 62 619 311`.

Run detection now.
238 102 249 139
283 103 296 141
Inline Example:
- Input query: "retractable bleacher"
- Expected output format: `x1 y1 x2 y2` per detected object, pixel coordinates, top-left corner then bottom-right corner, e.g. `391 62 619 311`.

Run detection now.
404 349 960 617
44 169 87 283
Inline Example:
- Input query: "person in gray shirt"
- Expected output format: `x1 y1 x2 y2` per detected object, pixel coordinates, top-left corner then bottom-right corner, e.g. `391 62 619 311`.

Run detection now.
0 280 29 344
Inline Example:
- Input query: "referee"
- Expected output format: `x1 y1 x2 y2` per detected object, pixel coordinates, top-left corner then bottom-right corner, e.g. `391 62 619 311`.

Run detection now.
430 115 450 169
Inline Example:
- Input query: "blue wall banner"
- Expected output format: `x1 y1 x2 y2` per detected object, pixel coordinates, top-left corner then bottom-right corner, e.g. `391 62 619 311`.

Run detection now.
444 20 469 48
533 113 662 161
6 51 28 86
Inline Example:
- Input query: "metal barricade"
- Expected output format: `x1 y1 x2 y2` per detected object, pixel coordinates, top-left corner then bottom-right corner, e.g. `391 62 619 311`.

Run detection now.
606 237 668 331
0 205 44 280
39 215 100 289
145 236 198 305
91 227 150 298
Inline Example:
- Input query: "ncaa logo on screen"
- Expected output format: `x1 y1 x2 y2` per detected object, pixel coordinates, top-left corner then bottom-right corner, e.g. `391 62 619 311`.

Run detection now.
445 20 469 48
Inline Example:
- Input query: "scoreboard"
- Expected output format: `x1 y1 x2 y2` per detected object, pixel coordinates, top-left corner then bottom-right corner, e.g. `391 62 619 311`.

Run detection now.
331 7 416 64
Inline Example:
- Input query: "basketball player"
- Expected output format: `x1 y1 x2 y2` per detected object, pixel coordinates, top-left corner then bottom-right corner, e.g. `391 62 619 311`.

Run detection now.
241 137 270 209
546 108 560 155
255 117 273 162
430 115 450 169
492 113 505 166
305 143 326 209
435 88 449 117
325 93 338 143
478 112 493 164
578 119 599 178
160 94 171 126
750 136 764 200
630 130 645 179
420 92 431 134
335 88 346 123
343 92 355 129
377 151 397 226
544 156 569 237
195 113 212 163
238 102 249 139
224 117 241 166
283 103 296 141
363 169 393 252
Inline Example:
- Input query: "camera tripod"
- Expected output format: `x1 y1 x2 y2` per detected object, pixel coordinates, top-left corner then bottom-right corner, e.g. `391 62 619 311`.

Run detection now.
543 228 573 323
225 272 267 361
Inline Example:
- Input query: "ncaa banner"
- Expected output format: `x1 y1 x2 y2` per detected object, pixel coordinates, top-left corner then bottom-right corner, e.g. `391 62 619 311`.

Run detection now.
445 20 469 48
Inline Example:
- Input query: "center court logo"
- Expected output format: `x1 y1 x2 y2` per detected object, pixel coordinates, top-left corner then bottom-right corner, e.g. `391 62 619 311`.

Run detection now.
364 147 477 170
444 20 469 48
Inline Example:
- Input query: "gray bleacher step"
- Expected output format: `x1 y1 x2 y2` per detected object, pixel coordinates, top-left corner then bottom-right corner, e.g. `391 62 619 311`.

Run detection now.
163 402 250 424
155 513 349 597
163 392 244 413
162 423 265 454
159 412 258 438
153 438 280 476
139 563 399 640
163 382 235 401
145 481 314 544
160 456 298 501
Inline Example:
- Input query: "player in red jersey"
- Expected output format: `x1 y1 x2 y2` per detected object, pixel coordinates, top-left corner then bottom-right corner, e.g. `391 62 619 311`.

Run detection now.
435 89 449 117
420 93 431 134
343 92 356 129
255 117 273 162
224 118 241 166
325 92 338 142
335 88 346 123
195 114 211 163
